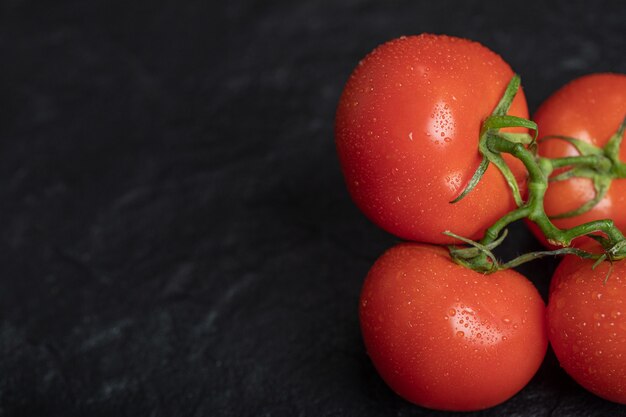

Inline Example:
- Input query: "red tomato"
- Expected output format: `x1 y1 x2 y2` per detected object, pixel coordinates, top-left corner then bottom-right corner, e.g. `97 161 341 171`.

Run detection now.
335 34 528 244
547 251 626 403
528 73 626 248
360 243 547 411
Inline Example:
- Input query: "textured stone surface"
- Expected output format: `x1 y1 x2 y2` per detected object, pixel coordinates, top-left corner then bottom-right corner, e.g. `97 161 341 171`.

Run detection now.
1 0 625 415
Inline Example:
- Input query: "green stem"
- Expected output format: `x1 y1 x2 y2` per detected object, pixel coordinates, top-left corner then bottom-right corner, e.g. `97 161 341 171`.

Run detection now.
500 247 597 269
550 155 608 169
486 136 626 248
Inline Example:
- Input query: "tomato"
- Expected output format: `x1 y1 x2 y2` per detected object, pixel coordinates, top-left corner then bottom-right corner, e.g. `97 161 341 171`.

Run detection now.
335 34 528 244
528 73 626 248
359 243 547 411
547 251 626 403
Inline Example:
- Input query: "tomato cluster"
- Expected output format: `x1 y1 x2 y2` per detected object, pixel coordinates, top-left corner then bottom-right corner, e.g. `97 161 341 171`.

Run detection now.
335 34 626 411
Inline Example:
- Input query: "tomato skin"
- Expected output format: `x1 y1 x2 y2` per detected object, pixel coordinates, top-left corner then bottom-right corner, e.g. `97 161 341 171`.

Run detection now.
359 243 547 411
335 34 528 244
529 73 626 248
547 252 626 403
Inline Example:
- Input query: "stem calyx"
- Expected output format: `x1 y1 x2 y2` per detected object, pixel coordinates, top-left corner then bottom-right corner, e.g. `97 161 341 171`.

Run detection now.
540 117 626 219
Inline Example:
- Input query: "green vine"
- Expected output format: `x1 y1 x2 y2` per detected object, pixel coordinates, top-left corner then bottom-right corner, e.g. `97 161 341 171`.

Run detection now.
446 75 626 273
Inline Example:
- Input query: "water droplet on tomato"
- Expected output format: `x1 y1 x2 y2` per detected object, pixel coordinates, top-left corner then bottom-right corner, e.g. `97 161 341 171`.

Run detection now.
502 316 511 324
456 331 464 337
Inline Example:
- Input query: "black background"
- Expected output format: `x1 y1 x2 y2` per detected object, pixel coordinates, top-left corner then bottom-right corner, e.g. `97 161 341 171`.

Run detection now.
2 0 626 416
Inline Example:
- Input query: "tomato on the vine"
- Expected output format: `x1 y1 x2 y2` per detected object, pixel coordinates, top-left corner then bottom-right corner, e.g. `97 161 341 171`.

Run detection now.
528 73 626 248
547 251 626 404
360 243 547 411
335 34 528 244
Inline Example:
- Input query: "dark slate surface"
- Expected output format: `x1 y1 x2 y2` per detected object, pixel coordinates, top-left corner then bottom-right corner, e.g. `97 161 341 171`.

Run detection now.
2 0 626 415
